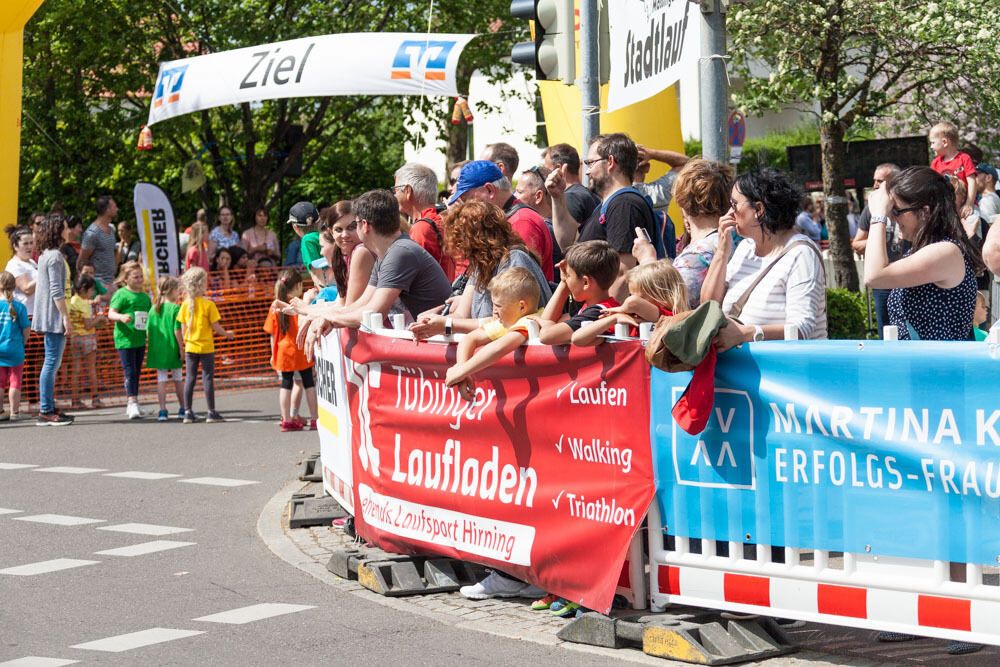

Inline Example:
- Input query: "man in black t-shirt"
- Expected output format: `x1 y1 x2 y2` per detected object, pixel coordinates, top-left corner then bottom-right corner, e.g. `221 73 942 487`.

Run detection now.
546 132 655 302
543 143 600 224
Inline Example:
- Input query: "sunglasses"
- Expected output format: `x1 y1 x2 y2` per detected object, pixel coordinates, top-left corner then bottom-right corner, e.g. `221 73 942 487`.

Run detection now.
891 205 921 217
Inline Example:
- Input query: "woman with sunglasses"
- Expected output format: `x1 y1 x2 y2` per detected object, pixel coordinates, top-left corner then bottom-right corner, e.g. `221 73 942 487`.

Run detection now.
865 166 983 340
702 168 827 349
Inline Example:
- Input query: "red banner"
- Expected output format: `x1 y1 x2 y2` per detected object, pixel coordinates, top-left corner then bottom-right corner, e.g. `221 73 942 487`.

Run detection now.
343 330 654 613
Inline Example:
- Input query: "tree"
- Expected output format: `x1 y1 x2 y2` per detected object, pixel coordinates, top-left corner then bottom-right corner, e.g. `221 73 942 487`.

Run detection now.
20 0 523 230
728 0 1000 290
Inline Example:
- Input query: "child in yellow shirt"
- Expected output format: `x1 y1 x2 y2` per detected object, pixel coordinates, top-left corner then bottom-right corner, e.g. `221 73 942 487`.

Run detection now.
177 267 234 423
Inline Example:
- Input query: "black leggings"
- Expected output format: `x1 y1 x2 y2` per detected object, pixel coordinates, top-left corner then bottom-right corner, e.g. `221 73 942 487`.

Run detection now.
118 346 146 398
280 367 314 390
184 352 215 412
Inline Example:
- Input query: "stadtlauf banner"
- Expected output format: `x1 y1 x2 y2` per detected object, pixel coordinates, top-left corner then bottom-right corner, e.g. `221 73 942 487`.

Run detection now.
606 0 700 113
133 183 179 286
147 33 478 126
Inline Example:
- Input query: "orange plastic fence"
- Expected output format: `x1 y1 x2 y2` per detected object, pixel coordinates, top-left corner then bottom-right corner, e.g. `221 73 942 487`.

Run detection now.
14 266 309 413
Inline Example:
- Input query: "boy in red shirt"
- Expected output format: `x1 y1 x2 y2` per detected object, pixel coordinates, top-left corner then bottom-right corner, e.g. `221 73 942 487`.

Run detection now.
930 121 977 218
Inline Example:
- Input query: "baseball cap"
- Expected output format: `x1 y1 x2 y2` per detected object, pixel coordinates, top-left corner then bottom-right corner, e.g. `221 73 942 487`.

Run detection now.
448 160 503 205
310 257 328 270
287 201 319 225
976 163 998 182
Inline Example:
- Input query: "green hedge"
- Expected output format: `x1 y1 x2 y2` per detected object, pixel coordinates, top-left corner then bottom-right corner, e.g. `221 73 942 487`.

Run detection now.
684 123 821 172
827 288 875 339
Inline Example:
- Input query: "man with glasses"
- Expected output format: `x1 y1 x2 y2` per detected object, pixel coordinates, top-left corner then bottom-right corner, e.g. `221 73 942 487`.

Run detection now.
516 166 564 279
852 163 904 335
393 163 455 280
449 160 554 280
546 132 657 302
543 143 600 224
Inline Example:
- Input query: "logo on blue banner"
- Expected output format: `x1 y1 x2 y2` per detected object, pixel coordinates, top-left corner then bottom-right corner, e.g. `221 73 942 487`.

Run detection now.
672 388 755 489
391 40 456 81
153 65 189 109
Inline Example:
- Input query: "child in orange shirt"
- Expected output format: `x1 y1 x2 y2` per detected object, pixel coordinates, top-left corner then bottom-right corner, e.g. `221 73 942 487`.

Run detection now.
264 268 317 432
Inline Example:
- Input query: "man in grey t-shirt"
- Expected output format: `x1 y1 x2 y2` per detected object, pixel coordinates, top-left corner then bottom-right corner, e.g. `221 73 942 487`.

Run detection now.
302 189 451 347
78 194 118 289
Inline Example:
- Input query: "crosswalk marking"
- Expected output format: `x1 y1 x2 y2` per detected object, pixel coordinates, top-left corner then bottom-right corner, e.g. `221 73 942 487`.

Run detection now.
178 477 258 487
104 471 182 480
13 514 104 526
94 541 195 557
0 508 22 515
32 467 107 475
192 603 316 625
0 463 38 470
70 628 203 652
0 559 100 576
0 658 79 666
97 523 193 536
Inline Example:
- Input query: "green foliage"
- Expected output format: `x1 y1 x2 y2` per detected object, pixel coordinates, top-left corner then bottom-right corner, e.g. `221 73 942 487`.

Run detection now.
684 123 821 171
826 288 873 339
19 0 522 229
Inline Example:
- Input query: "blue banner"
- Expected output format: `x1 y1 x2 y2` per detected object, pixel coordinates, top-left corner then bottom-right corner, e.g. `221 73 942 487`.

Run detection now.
651 341 1000 564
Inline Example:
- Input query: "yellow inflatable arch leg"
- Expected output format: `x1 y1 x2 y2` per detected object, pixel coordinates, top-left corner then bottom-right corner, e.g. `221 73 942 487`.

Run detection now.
1 1 46 267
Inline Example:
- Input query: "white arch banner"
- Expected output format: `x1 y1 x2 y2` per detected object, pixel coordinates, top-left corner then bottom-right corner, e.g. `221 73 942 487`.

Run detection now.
147 33 477 126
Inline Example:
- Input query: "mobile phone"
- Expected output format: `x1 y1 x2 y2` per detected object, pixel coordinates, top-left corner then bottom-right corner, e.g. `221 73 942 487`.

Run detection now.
635 226 651 242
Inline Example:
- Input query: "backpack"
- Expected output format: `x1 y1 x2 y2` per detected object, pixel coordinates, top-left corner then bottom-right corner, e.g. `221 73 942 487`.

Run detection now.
598 187 676 260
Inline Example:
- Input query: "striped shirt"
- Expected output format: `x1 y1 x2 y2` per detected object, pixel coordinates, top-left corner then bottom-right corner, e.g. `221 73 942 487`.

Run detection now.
721 233 827 339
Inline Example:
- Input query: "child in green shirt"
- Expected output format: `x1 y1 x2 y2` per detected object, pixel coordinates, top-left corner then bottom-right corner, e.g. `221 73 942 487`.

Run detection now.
146 276 185 421
108 261 152 419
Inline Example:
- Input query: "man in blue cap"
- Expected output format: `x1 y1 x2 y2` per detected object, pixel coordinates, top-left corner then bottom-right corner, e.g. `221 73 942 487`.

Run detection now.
450 160 554 281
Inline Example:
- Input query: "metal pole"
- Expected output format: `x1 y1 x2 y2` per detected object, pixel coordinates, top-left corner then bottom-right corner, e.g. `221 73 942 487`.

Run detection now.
579 0 600 167
699 0 728 164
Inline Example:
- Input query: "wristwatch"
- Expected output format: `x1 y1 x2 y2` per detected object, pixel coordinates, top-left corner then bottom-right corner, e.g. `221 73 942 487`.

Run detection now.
870 215 889 225
752 325 765 342
444 317 454 336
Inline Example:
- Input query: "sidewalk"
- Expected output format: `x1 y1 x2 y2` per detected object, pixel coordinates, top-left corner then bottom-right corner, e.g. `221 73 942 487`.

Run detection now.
259 480 1000 665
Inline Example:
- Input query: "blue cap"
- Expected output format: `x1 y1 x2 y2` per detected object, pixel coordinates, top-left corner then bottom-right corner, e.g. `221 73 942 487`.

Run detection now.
310 257 328 270
976 163 998 182
448 160 503 205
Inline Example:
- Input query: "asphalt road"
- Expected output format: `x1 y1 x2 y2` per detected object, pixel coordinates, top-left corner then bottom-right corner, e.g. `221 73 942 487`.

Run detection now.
0 390 610 666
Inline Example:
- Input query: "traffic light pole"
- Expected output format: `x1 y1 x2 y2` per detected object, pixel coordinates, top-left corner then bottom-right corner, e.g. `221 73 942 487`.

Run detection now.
700 0 728 164
579 0 600 160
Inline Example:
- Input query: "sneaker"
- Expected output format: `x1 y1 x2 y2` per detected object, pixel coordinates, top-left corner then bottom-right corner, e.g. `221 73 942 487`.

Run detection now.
9 412 20 422
183 410 196 424
292 415 306 426
531 593 559 610
551 601 581 617
137 404 148 416
37 411 73 426
309 419 317 431
280 420 304 432
205 411 225 423
177 408 185 420
126 402 141 420
459 572 538 600
157 409 169 422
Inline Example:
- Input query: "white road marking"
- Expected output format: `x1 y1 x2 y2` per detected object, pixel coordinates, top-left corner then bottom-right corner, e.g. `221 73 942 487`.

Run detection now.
94 540 195 557
0 658 79 666
0 463 38 470
97 523 193 536
70 628 203 652
103 471 182 480
0 559 100 576
32 467 107 474
192 603 316 625
13 514 104 526
178 477 258 487
0 508 22 515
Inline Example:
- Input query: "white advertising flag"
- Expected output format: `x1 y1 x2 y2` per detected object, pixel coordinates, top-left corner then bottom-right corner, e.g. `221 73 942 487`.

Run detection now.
148 33 477 125
606 1 700 113
133 183 180 285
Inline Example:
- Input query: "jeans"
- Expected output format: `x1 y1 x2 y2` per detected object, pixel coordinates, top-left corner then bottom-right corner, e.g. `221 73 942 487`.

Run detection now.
39 332 66 414
184 352 216 412
118 346 146 398
872 288 891 338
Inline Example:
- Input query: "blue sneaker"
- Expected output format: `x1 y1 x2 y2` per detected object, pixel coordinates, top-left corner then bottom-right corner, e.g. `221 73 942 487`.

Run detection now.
157 409 168 422
177 408 185 420
551 601 581 617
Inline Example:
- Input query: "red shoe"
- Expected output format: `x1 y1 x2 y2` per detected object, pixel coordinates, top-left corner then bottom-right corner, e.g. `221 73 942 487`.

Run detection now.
309 419 317 431
280 420 304 432
292 415 306 426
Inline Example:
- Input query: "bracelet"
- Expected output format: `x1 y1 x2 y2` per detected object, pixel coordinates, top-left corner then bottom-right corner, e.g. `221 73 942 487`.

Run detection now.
444 317 453 336
870 215 889 225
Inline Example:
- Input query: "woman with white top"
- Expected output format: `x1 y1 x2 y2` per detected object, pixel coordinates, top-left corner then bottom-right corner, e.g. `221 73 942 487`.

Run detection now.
5 226 37 317
702 168 827 350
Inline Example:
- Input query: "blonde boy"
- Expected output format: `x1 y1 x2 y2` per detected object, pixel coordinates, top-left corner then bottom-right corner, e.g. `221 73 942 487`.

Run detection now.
444 267 541 400
929 121 977 217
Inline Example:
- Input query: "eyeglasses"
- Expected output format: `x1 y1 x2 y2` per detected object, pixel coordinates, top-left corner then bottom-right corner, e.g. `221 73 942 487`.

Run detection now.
449 177 458 185
891 205 921 217
730 198 750 210
390 185 408 194
583 157 608 167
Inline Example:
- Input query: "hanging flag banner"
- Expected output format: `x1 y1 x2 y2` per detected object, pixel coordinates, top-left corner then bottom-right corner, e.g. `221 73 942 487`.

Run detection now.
606 0 700 113
147 33 477 125
133 182 180 283
315 330 354 513
342 331 655 613
651 340 1000 566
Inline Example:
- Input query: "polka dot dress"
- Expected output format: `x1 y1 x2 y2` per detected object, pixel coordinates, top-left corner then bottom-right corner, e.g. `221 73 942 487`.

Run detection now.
887 238 976 340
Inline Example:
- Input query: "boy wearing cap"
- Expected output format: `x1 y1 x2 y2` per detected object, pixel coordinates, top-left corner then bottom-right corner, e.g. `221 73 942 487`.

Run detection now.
976 164 1000 223
288 201 321 268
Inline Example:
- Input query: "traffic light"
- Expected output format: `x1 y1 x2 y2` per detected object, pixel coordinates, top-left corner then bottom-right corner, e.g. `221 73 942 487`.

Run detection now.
510 0 576 83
